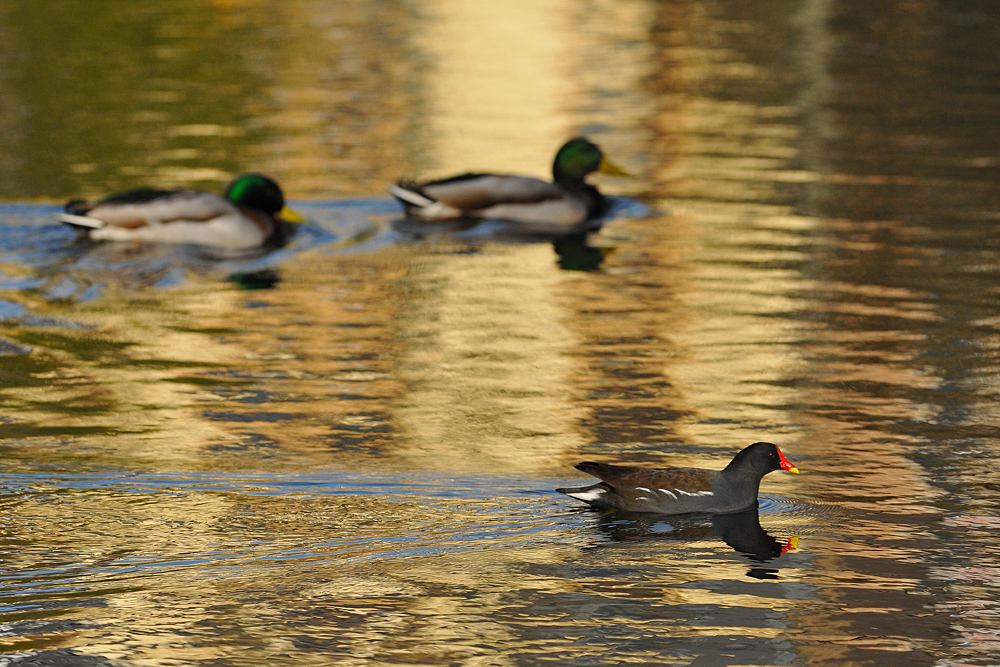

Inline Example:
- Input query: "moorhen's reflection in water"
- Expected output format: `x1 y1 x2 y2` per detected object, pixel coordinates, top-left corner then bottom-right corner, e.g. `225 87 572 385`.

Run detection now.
592 507 798 579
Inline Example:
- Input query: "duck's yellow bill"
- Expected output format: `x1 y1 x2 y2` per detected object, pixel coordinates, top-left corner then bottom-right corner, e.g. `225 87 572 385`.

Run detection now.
277 205 307 223
598 156 630 177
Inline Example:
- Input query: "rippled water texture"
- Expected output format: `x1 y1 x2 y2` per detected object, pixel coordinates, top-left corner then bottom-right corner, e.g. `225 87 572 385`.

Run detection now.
1 1 1000 665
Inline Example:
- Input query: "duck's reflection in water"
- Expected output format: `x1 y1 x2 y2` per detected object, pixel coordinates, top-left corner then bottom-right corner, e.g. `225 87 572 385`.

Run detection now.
391 220 614 272
591 507 798 579
552 234 610 272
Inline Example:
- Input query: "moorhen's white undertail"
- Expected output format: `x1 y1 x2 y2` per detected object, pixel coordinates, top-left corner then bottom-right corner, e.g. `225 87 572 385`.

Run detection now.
557 442 799 515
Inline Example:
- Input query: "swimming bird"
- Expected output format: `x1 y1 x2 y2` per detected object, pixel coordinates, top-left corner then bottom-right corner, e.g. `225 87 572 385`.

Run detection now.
58 173 304 251
388 137 628 236
557 442 799 515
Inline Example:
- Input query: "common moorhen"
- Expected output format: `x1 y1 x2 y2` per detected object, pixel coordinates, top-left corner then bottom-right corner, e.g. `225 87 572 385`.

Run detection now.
557 441 799 515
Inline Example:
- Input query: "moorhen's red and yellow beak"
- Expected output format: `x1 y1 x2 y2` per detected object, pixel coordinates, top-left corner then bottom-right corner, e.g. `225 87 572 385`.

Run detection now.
780 536 800 555
776 447 799 473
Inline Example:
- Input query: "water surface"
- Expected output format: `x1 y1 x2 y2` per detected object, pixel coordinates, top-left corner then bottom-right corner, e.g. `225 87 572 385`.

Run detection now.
1 1 1000 665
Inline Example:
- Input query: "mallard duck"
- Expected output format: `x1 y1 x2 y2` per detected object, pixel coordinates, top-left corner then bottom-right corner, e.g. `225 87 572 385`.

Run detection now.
58 173 305 250
388 137 628 236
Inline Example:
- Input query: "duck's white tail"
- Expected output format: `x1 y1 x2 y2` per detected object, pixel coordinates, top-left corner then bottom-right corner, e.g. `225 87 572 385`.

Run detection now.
387 184 435 208
57 213 105 229
387 184 458 219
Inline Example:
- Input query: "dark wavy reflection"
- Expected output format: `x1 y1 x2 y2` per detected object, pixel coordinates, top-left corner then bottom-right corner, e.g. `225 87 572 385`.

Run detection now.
591 507 796 576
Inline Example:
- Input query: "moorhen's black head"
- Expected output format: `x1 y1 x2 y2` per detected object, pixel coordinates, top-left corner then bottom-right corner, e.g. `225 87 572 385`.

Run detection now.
723 442 799 477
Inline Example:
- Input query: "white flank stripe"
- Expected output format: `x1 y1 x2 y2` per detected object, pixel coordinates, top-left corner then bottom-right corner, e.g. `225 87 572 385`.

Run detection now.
658 489 677 499
635 487 652 493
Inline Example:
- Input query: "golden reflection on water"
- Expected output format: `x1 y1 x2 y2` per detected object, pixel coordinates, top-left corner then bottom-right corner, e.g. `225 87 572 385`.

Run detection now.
0 0 414 200
392 243 587 472
2 0 1000 665
415 0 575 175
250 0 414 196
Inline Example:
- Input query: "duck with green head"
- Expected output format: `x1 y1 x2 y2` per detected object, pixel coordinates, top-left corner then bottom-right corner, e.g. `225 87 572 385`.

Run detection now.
388 137 628 236
58 173 305 251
